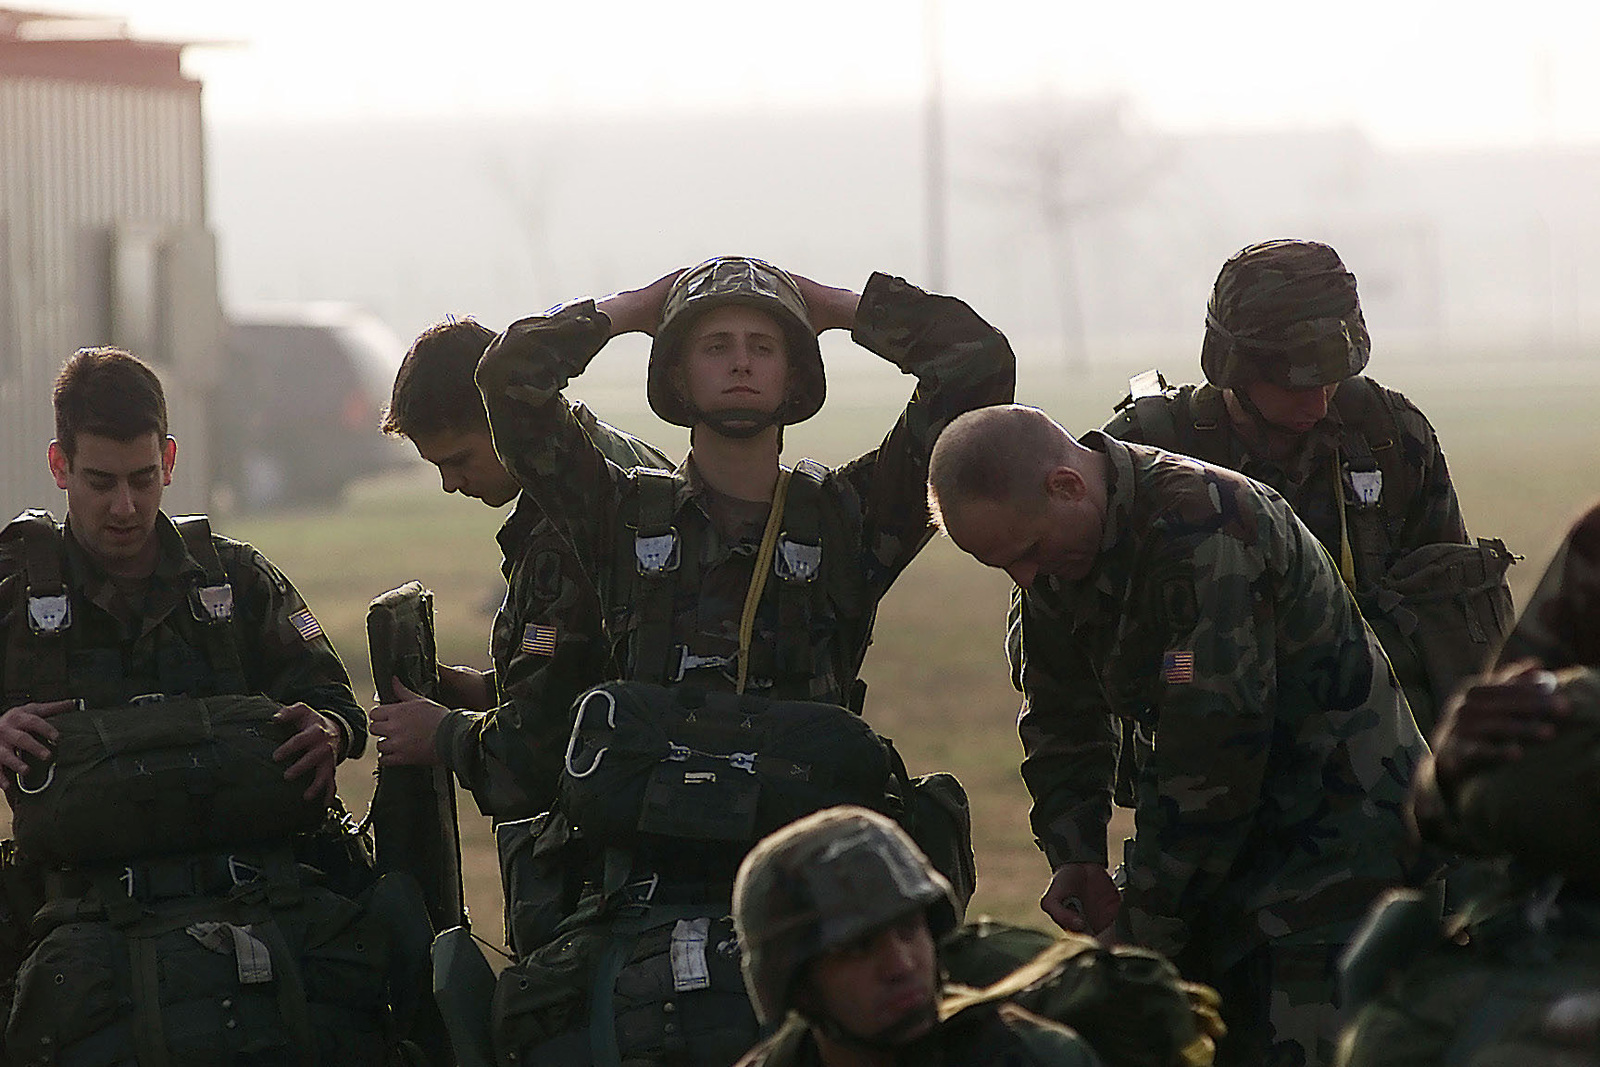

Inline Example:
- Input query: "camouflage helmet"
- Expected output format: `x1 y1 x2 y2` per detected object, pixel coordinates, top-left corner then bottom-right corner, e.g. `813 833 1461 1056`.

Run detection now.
647 256 824 429
733 806 958 1026
1200 239 1371 389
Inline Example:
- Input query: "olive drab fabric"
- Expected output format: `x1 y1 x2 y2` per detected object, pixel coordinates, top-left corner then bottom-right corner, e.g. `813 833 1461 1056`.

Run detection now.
0 509 414 1067
735 1003 1106 1067
940 919 1224 1067
1102 374 1508 735
10 694 327 865
1198 240 1370 391
732 806 958 1026
435 401 672 821
648 257 824 429
1011 434 1427 1065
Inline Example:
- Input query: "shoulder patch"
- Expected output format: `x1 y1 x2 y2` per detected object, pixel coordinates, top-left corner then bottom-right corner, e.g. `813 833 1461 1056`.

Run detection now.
289 608 323 641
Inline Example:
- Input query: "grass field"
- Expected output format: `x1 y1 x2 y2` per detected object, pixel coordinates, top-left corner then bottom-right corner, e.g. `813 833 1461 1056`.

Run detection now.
10 351 1599 951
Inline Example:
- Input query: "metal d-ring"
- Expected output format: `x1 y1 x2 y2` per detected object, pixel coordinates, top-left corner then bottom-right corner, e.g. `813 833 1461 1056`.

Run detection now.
564 687 618 779
15 762 55 795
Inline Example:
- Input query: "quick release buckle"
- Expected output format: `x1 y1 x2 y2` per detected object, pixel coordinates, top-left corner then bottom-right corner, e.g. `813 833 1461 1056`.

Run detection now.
228 855 262 887
191 583 235 623
635 529 680 575
774 538 822 583
26 593 70 635
670 647 738 683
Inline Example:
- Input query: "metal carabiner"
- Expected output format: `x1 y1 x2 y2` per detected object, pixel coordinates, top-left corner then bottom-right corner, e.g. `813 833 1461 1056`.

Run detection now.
564 687 618 779
14 762 55 795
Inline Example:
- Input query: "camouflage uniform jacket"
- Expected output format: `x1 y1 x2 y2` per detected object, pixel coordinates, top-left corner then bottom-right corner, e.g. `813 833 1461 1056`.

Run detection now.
1103 377 1468 584
476 271 1016 705
1410 500 1600 849
1014 433 1426 964
436 402 673 819
0 510 364 751
733 1002 1103 1067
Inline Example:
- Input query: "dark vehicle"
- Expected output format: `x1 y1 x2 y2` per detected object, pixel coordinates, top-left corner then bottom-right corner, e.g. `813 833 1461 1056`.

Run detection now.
215 303 410 510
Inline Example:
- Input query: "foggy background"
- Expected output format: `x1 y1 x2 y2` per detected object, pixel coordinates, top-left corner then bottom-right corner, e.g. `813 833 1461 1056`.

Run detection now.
33 0 1600 369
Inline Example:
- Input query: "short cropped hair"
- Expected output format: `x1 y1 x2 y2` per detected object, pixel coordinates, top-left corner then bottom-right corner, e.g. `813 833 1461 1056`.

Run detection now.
381 317 497 439
927 405 1072 529
52 347 168 461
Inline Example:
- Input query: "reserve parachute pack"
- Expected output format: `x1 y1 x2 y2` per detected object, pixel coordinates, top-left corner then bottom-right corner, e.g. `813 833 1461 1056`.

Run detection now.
939 918 1225 1067
1110 375 1514 728
11 693 327 865
491 681 974 1067
0 509 430 1066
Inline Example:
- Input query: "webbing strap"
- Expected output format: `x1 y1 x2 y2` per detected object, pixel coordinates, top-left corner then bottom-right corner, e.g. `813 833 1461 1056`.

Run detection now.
254 917 318 1066
587 903 729 1067
171 516 247 694
736 468 792 694
628 471 685 684
3 510 71 705
130 934 174 1067
1333 451 1358 591
774 460 825 685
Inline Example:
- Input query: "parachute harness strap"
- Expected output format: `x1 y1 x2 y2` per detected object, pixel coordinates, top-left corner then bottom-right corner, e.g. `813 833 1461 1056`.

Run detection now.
1333 450 1358 591
735 467 793 694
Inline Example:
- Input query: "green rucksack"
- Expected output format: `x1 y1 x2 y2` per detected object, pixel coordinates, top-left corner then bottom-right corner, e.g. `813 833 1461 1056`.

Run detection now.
939 918 1224 1067
10 693 328 865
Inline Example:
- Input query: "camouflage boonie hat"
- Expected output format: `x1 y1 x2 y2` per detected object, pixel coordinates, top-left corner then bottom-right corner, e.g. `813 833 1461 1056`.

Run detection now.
733 805 957 1026
1200 239 1371 389
648 256 824 428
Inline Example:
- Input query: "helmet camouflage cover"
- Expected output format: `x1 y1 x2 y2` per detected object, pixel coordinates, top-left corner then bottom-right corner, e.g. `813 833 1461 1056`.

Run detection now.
648 256 824 428
732 806 958 1026
1200 239 1371 389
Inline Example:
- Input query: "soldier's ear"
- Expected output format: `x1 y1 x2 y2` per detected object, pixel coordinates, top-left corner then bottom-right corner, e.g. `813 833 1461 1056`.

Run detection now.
1043 466 1087 502
48 441 70 488
160 435 178 485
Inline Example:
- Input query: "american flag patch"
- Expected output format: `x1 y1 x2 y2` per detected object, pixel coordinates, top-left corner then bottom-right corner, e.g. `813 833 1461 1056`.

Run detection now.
1161 650 1195 684
290 609 323 642
521 623 558 657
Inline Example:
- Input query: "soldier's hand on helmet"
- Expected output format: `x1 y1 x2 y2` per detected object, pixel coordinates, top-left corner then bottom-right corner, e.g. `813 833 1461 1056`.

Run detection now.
1041 862 1121 938
0 699 73 788
272 702 344 804
369 679 447 767
789 274 861 334
1433 660 1572 790
597 269 685 337
436 663 494 712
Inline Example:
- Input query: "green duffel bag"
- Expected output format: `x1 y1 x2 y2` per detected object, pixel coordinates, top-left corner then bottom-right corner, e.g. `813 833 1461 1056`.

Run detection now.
10 693 328 865
1453 668 1600 883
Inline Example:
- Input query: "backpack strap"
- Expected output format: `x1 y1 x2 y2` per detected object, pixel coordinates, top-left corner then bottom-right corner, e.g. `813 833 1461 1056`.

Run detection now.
2 510 72 705
171 516 248 694
1111 374 1232 468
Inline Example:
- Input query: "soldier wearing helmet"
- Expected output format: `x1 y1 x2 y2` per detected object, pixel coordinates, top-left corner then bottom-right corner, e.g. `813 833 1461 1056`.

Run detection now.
476 256 1014 710
470 259 1013 1065
733 806 1102 1067
1093 239 1512 736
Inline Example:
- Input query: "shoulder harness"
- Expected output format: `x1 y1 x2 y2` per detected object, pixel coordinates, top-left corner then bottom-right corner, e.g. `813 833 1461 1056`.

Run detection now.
613 460 847 697
1 511 245 706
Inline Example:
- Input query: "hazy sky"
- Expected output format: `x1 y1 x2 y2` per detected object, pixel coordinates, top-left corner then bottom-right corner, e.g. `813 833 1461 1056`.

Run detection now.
20 0 1599 147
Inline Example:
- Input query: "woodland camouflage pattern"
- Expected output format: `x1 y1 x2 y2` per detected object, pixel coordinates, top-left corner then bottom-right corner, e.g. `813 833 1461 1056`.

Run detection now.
1013 435 1426 1061
1198 239 1370 390
476 271 1016 705
1104 380 1468 589
435 401 671 818
0 512 364 743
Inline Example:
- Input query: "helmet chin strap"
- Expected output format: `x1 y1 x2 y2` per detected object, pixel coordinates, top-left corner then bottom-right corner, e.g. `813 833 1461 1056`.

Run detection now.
697 407 779 440
806 999 938 1055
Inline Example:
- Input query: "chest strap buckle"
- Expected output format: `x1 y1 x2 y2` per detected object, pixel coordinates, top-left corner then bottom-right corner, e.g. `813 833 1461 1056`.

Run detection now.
635 530 680 575
27 594 70 635
191 583 235 622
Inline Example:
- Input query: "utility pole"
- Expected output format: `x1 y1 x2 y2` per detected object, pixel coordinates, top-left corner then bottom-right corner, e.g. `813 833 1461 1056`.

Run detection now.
924 0 947 291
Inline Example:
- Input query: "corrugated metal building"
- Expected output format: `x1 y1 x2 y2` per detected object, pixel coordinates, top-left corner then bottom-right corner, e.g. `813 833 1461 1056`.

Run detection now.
0 6 219 516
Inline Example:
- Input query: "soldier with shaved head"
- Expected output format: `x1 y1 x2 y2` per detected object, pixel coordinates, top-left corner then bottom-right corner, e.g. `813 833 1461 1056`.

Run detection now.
930 403 1430 1067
